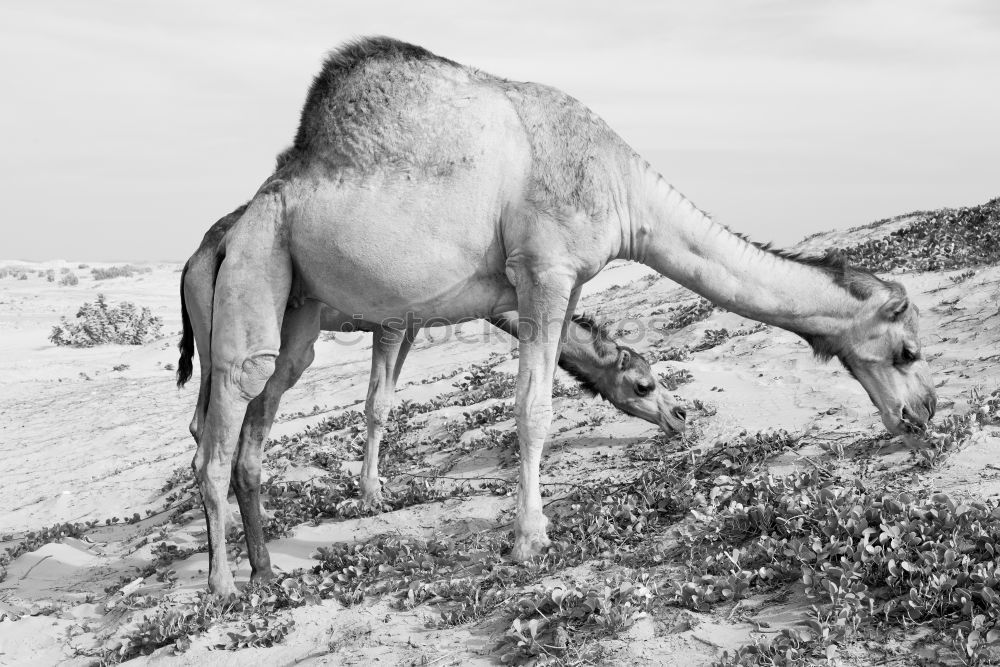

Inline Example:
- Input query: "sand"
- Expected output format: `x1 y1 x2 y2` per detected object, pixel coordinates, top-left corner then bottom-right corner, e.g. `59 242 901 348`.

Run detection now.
1 237 998 665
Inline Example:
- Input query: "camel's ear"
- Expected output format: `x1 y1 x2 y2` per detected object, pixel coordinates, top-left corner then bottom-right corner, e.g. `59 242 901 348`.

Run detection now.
617 349 632 370
880 296 909 321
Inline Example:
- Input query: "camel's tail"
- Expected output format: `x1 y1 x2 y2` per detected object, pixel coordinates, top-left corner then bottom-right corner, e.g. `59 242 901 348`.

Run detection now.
176 261 194 388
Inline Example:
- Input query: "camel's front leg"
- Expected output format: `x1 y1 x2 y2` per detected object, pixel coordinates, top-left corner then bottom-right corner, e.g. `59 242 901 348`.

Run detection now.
359 324 416 506
195 193 291 597
231 300 321 582
508 267 578 561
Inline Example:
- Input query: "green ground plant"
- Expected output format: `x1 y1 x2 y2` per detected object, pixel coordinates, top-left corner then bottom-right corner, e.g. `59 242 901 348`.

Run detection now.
40 386 1000 664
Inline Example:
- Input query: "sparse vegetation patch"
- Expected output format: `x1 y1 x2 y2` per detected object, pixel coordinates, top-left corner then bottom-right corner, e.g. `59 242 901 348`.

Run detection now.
91 265 153 280
13 197 1000 667
834 197 1000 273
49 294 162 347
0 266 28 280
692 323 769 353
659 367 694 390
28 382 1000 665
655 297 715 331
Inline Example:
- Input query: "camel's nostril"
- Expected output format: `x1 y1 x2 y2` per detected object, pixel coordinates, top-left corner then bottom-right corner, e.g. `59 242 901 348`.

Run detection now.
672 406 687 422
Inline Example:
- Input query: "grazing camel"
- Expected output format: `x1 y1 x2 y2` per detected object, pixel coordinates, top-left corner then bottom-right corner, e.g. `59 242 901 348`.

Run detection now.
194 37 935 596
177 205 688 578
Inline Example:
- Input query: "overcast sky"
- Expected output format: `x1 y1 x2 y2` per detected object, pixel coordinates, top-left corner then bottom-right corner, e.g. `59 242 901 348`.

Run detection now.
1 0 997 261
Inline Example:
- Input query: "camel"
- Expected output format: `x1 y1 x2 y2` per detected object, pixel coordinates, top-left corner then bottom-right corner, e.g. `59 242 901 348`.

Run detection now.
193 37 935 596
177 204 687 575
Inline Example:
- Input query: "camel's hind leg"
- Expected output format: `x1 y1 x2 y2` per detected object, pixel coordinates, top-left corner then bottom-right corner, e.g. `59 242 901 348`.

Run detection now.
359 324 417 506
506 265 579 561
184 268 216 444
195 193 291 597
231 300 321 582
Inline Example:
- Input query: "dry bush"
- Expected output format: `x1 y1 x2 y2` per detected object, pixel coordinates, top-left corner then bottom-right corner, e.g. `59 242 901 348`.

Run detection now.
49 294 162 347
91 265 153 280
0 267 28 280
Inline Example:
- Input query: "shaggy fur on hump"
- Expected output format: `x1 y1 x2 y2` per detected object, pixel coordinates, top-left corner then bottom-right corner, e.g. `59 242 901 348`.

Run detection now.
292 36 455 154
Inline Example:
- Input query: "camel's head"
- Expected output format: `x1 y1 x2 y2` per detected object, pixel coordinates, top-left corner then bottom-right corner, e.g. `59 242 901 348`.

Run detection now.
600 345 688 435
804 277 936 435
560 315 687 435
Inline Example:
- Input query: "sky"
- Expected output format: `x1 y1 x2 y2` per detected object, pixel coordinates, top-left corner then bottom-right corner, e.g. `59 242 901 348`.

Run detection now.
1 0 998 261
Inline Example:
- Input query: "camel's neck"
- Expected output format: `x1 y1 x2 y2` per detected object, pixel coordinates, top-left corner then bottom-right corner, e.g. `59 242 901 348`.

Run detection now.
556 324 612 397
620 160 857 337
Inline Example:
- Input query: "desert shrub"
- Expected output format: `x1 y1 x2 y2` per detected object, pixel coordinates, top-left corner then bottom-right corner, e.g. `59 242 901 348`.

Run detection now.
654 298 714 331
691 323 768 353
453 362 517 401
652 345 691 362
49 294 162 347
693 328 733 352
45 269 55 282
659 367 693 390
499 577 655 663
91 264 152 280
950 269 977 284
0 267 27 280
551 376 582 398
835 197 1000 272
103 590 294 662
59 272 79 286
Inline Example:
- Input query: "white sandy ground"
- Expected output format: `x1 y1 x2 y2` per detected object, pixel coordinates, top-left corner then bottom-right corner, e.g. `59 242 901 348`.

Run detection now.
0 237 999 665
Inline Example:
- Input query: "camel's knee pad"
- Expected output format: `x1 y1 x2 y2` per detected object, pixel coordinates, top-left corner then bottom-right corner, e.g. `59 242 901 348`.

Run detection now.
235 352 278 400
232 458 262 492
366 394 393 429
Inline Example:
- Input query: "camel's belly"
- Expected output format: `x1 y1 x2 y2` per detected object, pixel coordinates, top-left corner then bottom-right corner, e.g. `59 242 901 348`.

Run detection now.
300 266 516 325
287 176 518 324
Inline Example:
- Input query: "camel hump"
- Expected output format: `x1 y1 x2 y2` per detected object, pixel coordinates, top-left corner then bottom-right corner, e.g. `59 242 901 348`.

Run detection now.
283 35 630 219
292 36 459 154
283 36 523 183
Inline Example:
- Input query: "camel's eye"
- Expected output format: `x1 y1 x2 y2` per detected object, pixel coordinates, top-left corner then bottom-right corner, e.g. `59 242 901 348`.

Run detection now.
897 347 919 365
635 380 654 397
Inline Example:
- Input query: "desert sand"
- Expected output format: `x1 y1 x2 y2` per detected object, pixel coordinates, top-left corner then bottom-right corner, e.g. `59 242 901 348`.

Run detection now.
1 200 999 665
